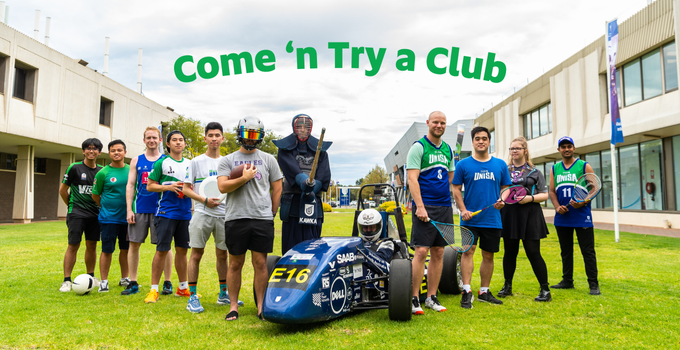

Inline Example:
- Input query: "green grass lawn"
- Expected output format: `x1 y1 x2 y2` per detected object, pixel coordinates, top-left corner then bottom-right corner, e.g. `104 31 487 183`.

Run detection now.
1 209 679 349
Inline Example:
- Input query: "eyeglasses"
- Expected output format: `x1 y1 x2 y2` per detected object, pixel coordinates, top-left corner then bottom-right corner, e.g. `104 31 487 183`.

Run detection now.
509 147 525 152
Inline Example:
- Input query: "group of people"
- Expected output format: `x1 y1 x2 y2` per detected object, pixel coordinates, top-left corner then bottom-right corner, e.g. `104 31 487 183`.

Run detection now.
58 114 332 321
408 111 600 314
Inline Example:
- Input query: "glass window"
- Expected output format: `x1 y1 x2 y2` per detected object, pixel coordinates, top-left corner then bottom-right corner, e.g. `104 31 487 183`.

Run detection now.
490 130 495 154
544 161 555 208
623 60 642 106
531 110 539 140
13 67 26 100
547 103 552 133
539 105 548 136
641 50 662 99
615 69 622 108
524 114 531 139
664 42 678 91
673 136 680 209
640 140 663 210
601 149 613 209
619 144 641 210
585 152 601 209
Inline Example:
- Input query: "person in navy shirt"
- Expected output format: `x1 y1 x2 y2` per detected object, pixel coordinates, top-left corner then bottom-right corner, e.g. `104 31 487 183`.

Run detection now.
452 126 512 309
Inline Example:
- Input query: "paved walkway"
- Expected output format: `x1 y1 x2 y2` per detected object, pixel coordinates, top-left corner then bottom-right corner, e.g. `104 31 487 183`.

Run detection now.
544 217 680 238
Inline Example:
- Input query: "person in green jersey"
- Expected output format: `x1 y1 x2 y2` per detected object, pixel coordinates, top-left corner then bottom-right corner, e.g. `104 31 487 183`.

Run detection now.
92 140 130 293
59 138 103 292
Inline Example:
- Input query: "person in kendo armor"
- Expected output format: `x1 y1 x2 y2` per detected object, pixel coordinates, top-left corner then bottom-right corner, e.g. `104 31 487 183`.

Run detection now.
274 114 332 255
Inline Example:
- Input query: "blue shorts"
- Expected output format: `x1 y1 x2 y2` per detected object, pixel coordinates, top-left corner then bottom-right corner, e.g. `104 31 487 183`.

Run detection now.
100 223 129 253
154 217 190 252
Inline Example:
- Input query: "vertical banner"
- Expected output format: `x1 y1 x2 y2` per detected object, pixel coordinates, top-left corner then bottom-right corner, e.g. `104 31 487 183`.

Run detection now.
340 188 350 207
607 20 624 144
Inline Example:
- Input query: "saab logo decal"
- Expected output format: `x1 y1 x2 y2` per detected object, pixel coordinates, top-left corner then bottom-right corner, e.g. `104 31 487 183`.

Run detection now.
110 177 117 183
304 204 314 216
336 253 355 264
329 261 336 269
322 277 330 289
330 277 347 314
81 173 87 180
78 185 93 194
267 265 316 291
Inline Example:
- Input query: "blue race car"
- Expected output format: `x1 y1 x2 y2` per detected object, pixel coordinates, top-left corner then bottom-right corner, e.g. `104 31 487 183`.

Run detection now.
261 184 463 324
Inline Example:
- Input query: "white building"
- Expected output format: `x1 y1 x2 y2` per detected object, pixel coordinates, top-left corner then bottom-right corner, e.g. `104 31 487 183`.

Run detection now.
475 0 680 228
0 22 178 223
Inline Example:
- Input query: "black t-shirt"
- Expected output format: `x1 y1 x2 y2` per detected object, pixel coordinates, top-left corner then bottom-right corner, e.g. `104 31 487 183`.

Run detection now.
63 162 102 219
508 164 548 195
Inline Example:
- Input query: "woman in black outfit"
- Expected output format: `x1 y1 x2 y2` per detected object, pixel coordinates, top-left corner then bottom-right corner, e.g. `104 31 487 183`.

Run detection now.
498 137 551 302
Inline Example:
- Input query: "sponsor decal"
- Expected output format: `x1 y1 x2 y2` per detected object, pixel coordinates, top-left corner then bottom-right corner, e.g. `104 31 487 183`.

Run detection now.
78 185 93 194
322 277 330 289
290 254 314 261
110 177 117 183
329 261 336 269
268 265 316 291
330 277 347 314
336 253 355 264
352 264 363 279
312 293 322 307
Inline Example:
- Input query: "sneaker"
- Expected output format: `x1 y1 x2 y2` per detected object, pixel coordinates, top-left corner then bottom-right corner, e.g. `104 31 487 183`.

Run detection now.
119 277 131 287
144 290 159 303
550 280 574 289
589 283 601 295
175 287 191 297
59 281 72 292
478 291 503 305
161 281 173 295
424 296 447 312
461 290 474 309
187 295 205 313
497 282 513 298
411 296 424 315
217 291 245 306
98 280 109 293
121 283 139 295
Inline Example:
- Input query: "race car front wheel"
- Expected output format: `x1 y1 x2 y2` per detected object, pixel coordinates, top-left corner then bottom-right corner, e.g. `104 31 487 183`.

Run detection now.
388 259 412 321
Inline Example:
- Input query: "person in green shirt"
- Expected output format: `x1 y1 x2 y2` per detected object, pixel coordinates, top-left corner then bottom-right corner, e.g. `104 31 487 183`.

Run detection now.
92 140 131 293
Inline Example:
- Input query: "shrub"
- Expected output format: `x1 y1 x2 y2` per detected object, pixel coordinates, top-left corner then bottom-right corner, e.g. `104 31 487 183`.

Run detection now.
323 202 332 212
378 201 407 214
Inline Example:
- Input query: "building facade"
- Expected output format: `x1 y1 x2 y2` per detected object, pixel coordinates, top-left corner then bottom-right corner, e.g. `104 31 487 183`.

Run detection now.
0 23 178 223
475 0 680 228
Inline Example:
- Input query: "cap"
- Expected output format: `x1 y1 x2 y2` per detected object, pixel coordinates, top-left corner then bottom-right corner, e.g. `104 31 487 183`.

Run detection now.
558 136 574 147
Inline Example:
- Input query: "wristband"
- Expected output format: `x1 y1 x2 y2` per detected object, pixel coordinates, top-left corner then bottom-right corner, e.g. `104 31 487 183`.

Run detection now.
531 195 535 203
204 198 208 205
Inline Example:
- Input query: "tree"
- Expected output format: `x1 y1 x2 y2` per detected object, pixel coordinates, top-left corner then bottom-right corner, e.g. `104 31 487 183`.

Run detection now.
165 115 281 159
356 165 389 199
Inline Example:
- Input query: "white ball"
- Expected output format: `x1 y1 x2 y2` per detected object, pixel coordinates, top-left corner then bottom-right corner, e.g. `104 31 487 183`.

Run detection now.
72 274 95 295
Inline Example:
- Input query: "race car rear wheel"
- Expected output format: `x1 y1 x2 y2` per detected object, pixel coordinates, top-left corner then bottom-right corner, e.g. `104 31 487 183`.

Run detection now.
254 255 281 308
388 259 412 321
439 246 463 294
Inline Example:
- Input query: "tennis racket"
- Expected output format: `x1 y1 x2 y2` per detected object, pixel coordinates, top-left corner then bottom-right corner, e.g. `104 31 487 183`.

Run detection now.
426 218 475 253
568 173 602 207
464 185 527 220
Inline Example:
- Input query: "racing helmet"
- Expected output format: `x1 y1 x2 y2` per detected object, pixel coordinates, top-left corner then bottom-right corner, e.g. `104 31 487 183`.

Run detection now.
236 117 265 150
357 209 382 243
292 114 313 142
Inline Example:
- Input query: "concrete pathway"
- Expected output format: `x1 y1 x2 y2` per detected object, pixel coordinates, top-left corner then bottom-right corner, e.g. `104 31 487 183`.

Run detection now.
544 216 680 238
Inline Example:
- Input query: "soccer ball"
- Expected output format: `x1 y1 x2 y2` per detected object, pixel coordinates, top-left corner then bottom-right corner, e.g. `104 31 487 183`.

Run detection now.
72 274 95 295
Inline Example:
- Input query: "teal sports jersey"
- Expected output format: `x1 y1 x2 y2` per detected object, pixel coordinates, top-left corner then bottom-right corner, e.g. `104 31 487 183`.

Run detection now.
406 136 454 207
553 159 593 227
148 156 192 220
62 162 102 219
92 164 130 224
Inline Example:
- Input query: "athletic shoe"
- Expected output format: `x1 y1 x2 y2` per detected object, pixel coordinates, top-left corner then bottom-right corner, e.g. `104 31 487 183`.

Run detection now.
144 290 159 303
589 283 601 295
217 291 245 306
550 280 574 289
119 277 131 287
461 291 474 309
411 296 424 315
187 295 204 313
424 296 447 312
98 280 109 293
121 283 139 295
175 287 191 297
478 291 503 305
59 281 72 292
497 282 513 298
161 281 173 295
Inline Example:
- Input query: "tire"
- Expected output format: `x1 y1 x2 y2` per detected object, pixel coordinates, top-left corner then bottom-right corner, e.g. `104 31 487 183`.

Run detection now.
254 255 281 308
388 259 412 321
438 246 463 295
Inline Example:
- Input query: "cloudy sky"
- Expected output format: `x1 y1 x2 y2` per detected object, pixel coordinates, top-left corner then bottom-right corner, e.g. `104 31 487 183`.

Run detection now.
9 0 647 184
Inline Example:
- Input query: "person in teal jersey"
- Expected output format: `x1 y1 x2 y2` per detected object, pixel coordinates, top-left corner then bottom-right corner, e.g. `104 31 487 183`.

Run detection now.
92 140 130 293
548 136 600 295
58 138 103 292
123 127 173 296
452 126 512 309
145 130 192 303
407 111 454 315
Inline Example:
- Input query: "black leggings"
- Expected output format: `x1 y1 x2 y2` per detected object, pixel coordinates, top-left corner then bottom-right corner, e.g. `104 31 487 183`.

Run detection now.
502 238 548 286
